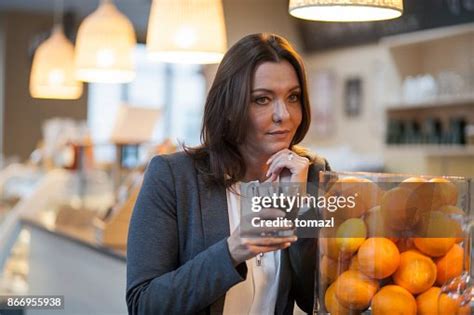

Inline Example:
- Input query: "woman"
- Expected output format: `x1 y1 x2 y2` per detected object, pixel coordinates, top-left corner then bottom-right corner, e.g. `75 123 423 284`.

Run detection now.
126 33 330 315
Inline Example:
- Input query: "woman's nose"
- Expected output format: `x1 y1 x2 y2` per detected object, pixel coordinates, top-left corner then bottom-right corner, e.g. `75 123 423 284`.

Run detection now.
272 99 290 123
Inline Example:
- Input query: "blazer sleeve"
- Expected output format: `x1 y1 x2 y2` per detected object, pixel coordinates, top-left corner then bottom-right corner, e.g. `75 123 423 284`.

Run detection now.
289 158 331 313
126 156 247 315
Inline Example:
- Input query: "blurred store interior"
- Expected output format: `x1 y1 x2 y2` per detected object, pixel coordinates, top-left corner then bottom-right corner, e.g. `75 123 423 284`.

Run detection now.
0 0 472 314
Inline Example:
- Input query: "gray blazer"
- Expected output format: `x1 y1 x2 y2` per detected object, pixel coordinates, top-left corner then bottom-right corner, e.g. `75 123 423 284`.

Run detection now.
126 151 330 315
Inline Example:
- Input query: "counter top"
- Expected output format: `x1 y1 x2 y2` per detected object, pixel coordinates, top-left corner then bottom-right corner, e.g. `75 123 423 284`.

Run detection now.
20 211 126 262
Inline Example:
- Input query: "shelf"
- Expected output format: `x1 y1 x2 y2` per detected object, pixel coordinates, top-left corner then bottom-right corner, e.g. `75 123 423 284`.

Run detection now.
386 94 474 112
385 145 474 157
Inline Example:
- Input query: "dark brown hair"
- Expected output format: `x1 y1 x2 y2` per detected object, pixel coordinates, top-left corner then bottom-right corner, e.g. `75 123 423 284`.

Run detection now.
186 33 311 187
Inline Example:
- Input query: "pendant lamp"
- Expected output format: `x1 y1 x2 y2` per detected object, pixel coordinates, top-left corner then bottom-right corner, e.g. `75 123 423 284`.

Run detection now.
289 0 403 22
75 0 136 83
29 0 83 100
146 0 227 64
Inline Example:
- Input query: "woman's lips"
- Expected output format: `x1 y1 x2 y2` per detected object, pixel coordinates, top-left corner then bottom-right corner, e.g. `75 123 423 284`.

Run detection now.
266 130 290 139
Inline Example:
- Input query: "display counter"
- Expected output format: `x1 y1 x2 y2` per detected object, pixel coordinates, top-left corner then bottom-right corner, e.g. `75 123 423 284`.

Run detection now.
0 164 43 272
0 168 128 314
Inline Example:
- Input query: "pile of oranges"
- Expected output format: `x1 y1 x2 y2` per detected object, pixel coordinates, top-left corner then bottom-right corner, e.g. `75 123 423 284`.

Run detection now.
319 175 470 315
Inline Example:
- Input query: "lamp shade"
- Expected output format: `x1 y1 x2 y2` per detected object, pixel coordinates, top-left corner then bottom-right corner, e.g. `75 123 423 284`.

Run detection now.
75 0 136 83
146 0 227 64
289 0 403 22
29 25 83 100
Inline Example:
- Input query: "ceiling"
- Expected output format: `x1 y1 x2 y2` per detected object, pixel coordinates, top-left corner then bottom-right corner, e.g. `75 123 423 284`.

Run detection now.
0 0 152 36
3 1 472 53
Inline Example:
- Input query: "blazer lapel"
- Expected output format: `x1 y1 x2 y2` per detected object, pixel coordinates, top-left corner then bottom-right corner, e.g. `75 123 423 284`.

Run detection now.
197 173 230 315
197 173 230 248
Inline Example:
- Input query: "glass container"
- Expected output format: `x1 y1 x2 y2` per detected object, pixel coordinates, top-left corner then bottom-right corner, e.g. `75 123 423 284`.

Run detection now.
315 171 472 314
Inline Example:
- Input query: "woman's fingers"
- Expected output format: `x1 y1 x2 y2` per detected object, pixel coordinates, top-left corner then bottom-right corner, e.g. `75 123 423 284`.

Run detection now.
266 159 297 179
266 148 292 165
241 227 294 238
243 236 297 246
266 152 308 176
227 227 297 264
266 150 309 182
266 151 293 175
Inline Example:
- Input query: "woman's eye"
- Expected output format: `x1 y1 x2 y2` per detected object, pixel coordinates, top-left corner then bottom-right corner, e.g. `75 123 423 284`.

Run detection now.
254 96 270 105
288 93 300 102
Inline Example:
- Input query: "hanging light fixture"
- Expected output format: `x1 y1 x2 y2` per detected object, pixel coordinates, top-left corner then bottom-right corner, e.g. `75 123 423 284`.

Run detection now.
289 0 403 22
146 0 227 64
29 1 83 100
75 0 136 83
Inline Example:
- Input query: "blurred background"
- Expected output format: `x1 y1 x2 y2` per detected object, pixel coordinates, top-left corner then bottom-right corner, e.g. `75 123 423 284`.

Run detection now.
0 0 472 314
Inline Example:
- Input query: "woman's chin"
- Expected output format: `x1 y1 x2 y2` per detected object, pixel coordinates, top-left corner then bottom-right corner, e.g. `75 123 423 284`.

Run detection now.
266 143 291 155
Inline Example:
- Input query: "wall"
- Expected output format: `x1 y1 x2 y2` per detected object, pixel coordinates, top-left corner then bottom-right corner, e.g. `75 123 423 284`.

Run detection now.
302 44 400 157
1 11 88 161
203 0 303 91
301 25 474 176
222 0 302 50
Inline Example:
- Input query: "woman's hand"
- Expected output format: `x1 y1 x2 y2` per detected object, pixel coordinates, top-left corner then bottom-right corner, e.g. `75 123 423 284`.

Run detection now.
265 149 309 183
227 208 297 265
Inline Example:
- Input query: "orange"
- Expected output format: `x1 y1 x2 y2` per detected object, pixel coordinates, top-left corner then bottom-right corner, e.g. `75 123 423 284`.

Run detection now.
323 181 363 221
420 288 465 314
403 177 458 214
357 238 400 279
399 176 428 194
326 176 383 220
415 279 470 314
399 177 428 199
414 211 457 257
414 237 455 257
364 206 397 238
371 285 416 315
416 286 440 315
336 218 367 255
458 304 471 315
435 243 464 286
324 281 352 315
334 270 379 310
416 210 459 238
429 177 458 207
399 177 434 213
320 255 349 284
439 292 460 314
381 187 420 231
393 250 437 294
320 228 353 261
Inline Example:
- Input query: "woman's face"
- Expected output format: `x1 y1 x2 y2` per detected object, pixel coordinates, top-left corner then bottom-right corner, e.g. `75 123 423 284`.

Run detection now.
241 60 303 159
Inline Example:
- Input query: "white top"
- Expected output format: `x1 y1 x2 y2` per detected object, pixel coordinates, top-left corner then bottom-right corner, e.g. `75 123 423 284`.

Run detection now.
223 182 281 315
